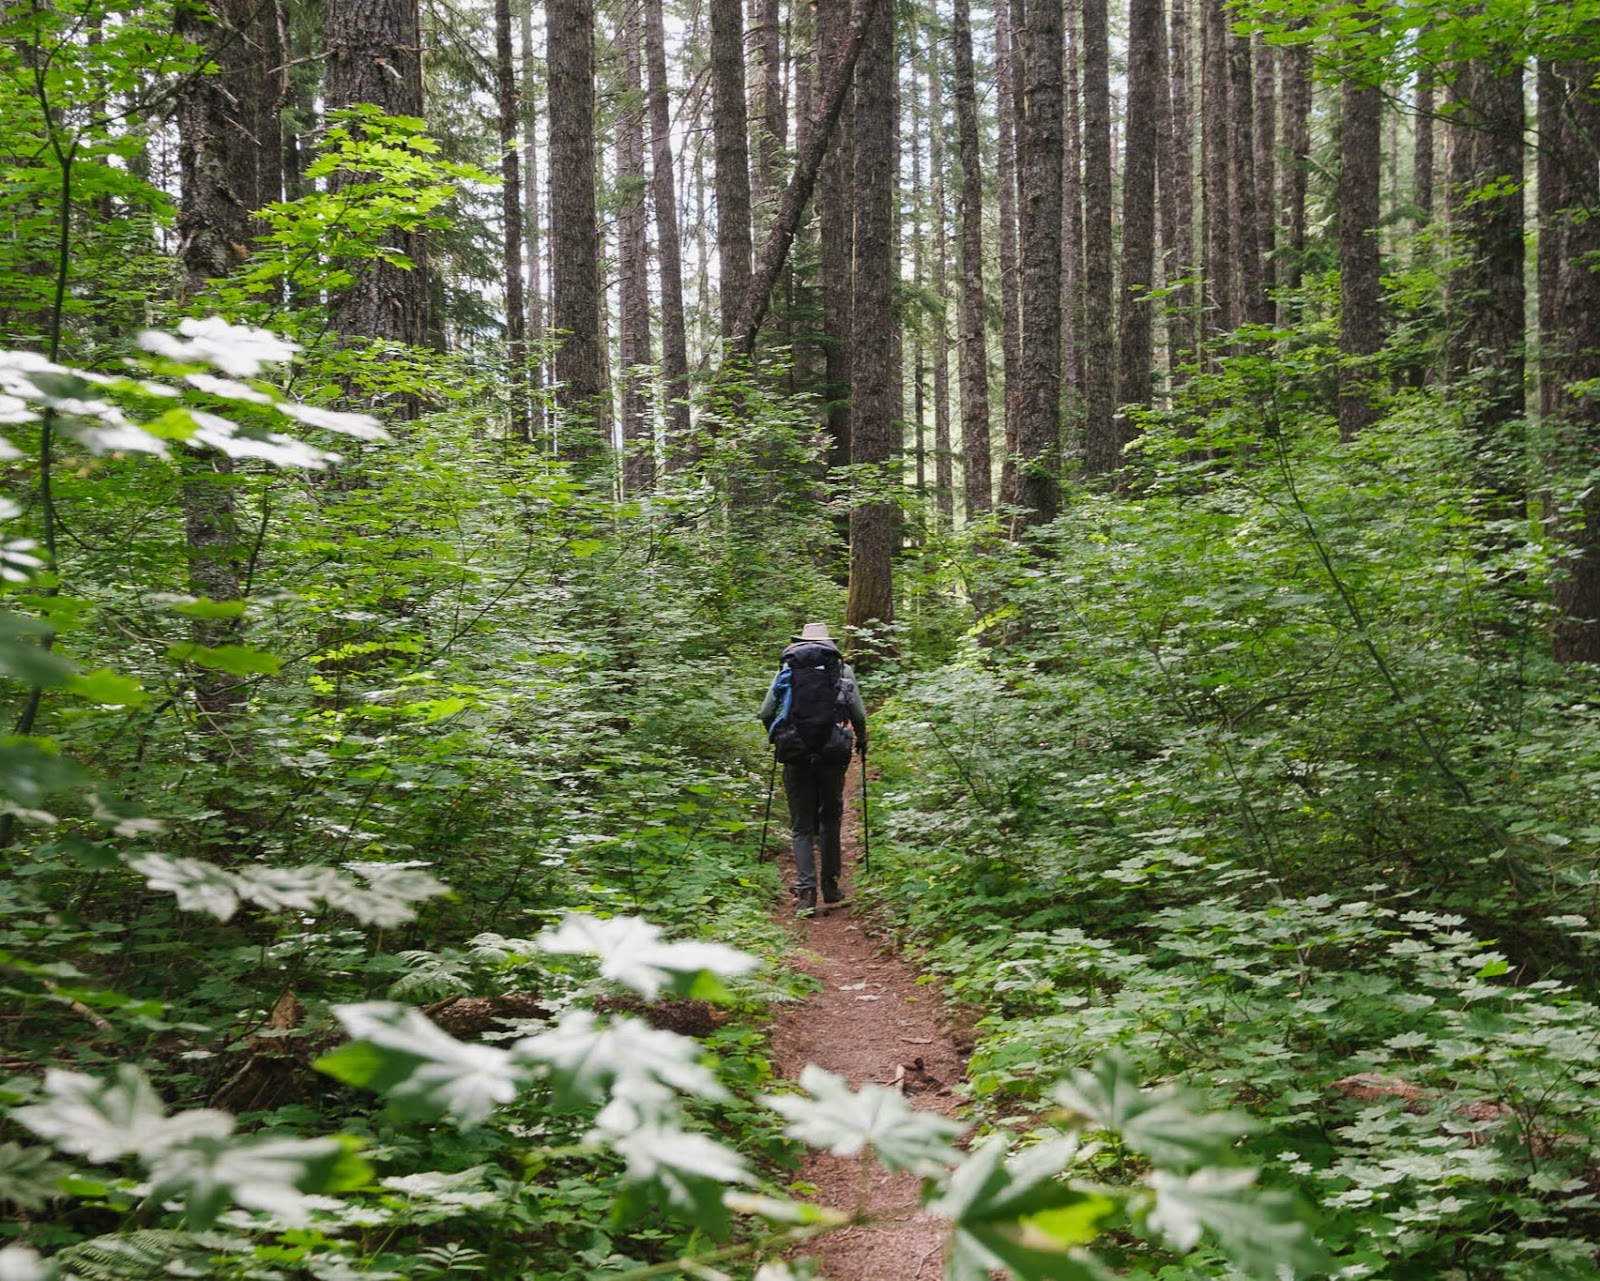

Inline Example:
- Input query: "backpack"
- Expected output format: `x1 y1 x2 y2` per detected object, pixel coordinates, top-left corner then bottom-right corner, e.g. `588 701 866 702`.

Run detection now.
768 642 853 767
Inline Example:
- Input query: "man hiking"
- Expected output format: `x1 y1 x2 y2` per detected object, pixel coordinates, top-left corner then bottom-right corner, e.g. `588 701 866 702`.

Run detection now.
759 622 868 916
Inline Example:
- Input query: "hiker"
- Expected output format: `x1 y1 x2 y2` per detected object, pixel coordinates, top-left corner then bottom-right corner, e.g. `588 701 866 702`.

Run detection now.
759 622 868 916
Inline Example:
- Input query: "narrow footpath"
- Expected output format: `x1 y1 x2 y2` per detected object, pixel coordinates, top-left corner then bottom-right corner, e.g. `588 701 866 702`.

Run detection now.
766 763 969 1281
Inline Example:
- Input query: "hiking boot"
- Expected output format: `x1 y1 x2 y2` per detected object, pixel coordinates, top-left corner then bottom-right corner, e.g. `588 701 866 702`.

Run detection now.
822 878 842 904
796 889 817 917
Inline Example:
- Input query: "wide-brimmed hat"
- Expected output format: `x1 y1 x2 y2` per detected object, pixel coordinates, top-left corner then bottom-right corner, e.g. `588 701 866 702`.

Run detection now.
792 621 835 643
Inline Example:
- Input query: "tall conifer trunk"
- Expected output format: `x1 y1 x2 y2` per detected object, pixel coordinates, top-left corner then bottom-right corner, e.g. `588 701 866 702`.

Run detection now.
1226 26 1262 328
1080 0 1115 476
519 0 547 441
928 47 953 524
1253 34 1276 306
1278 33 1311 318
644 0 691 463
1540 61 1600 660
495 0 530 440
1199 0 1232 344
324 0 429 350
995 0 1024 506
1015 0 1063 519
617 1 654 492
1061 0 1085 411
1162 0 1196 374
845 0 896 641
952 0 993 519
1339 75 1382 440
548 0 607 454
819 0 855 470
711 0 754 340
1113 0 1160 457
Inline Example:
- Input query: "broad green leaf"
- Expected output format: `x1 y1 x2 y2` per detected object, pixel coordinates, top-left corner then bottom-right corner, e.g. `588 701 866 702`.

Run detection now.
0 1142 67 1210
723 1191 848 1228
611 1122 752 1236
1051 1056 1250 1169
12 1066 230 1162
126 854 240 920
145 1133 368 1229
65 669 148 708
167 596 247 620
511 1009 725 1113
762 1065 963 1176
1145 1168 1332 1279
165 642 283 676
0 738 86 806
538 913 758 1000
929 1136 1118 1281
324 1002 524 1125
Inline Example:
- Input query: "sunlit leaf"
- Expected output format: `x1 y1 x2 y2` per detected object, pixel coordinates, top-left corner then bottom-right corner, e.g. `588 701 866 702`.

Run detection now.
762 1065 963 1176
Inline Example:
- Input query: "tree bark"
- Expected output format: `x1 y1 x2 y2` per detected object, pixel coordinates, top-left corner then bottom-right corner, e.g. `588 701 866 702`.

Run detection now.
643 0 691 464
1226 25 1262 328
1414 56 1434 229
1080 0 1115 477
1540 61 1600 660
1277 32 1311 323
711 0 754 340
1199 0 1232 344
1161 0 1196 375
911 58 927 501
1012 0 1064 519
495 0 530 441
928 43 953 524
1061 0 1084 410
519 0 547 441
1338 76 1382 441
952 0 993 520
819 0 855 470
735 0 881 358
323 0 430 349
995 0 1024 506
753 0 785 211
1252 33 1276 307
618 1 654 492
548 0 608 454
1444 55 1525 511
845 0 896 642
1113 0 1161 455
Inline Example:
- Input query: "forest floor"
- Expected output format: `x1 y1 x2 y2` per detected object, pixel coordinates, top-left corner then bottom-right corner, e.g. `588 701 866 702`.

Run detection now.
766 763 970 1281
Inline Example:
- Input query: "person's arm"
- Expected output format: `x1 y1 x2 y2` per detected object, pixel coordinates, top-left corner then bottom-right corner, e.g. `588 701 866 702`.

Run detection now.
758 671 782 727
840 668 868 751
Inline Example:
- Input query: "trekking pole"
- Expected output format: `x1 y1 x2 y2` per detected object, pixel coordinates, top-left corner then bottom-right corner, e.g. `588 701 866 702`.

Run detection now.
757 754 777 861
858 749 870 873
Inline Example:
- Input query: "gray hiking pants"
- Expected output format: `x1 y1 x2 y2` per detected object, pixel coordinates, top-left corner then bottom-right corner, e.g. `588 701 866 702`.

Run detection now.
782 758 846 894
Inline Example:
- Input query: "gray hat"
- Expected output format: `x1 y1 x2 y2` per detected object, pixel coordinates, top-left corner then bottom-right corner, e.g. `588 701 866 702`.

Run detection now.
794 621 835 643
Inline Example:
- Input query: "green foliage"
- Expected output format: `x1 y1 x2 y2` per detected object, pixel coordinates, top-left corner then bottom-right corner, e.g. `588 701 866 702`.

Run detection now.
863 358 1600 1277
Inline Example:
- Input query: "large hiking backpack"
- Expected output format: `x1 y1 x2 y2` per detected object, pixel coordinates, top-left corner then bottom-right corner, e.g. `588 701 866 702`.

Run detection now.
768 642 853 767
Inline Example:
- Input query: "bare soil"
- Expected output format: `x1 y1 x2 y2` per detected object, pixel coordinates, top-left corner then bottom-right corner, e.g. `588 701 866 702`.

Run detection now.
767 762 968 1281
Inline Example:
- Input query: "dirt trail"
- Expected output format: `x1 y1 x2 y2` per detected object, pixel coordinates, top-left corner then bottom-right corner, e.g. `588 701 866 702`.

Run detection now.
766 762 968 1281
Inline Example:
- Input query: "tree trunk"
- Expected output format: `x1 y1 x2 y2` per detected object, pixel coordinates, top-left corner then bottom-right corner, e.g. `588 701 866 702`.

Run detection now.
952 0 993 520
1278 32 1311 318
643 0 692 465
1161 0 1196 375
1252 33 1276 306
1199 0 1232 344
711 0 754 341
174 0 281 754
753 0 785 210
323 0 429 349
1061 0 1084 412
495 0 530 441
1444 55 1525 511
845 0 895 642
995 0 1024 506
928 44 953 525
618 1 654 492
1113 0 1161 454
548 0 608 454
735 0 880 358
1013 0 1064 519
819 0 855 470
521 0 547 442
1338 76 1382 441
910 58 927 502
1080 0 1115 477
1226 26 1262 328
1414 57 1434 229
1540 61 1600 660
